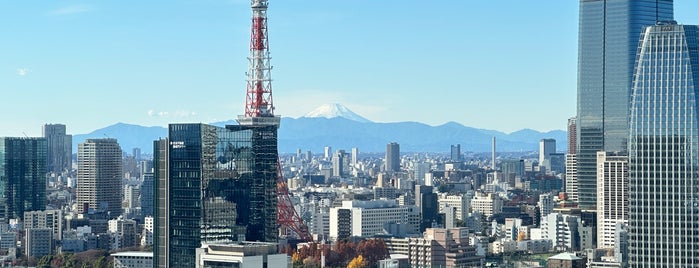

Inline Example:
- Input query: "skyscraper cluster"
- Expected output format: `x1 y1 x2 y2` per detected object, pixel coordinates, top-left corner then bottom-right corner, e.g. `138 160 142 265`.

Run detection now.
576 0 699 265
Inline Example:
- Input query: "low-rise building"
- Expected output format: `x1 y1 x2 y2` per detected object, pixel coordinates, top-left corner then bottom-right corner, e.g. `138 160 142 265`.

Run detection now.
408 228 481 268
329 200 419 240
195 242 290 268
112 251 153 268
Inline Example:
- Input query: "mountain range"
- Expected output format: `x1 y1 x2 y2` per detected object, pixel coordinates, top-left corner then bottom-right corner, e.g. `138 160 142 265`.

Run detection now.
73 104 566 154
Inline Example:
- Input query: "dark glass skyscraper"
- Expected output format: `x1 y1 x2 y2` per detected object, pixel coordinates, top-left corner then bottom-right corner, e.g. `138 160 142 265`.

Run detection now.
386 142 400 172
0 138 47 221
155 123 278 268
628 22 699 266
576 0 673 208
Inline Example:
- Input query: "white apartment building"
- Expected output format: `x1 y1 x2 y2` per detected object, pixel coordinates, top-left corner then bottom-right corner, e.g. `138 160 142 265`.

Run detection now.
329 200 419 240
141 216 153 246
541 213 581 251
596 151 628 249
438 193 470 221
470 193 503 218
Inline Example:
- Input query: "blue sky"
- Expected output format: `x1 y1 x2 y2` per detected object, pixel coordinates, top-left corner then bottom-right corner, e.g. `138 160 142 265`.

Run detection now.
2 1 699 136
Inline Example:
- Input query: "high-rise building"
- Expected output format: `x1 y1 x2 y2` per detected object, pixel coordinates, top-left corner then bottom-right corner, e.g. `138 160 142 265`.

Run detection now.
628 22 699 266
565 154 578 202
538 193 554 218
324 146 332 160
132 147 142 161
415 185 438 232
42 124 72 174
450 144 461 162
566 117 578 202
576 0 673 209
331 151 344 177
0 137 47 221
141 172 154 218
76 138 122 216
386 142 400 172
596 151 627 249
567 117 577 155
539 139 556 165
351 147 358 166
155 123 279 267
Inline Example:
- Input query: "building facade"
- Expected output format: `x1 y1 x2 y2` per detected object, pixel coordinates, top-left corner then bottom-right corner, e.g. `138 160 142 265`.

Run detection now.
576 0 674 209
628 22 699 266
329 200 419 240
386 142 400 172
195 242 290 268
112 252 154 268
0 137 47 221
42 124 72 174
596 152 627 249
24 209 63 241
539 139 556 165
408 228 481 268
155 123 279 267
76 138 123 216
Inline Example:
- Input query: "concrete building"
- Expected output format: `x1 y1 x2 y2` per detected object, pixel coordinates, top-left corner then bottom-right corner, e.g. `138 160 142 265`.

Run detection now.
124 184 140 210
76 138 123 216
329 200 419 240
108 216 137 250
539 139 556 165
42 124 72 174
112 251 154 268
450 144 461 162
547 252 584 268
24 209 62 241
386 142 400 172
25 228 52 258
438 193 470 221
351 147 359 166
195 242 290 268
408 228 481 268
541 213 581 252
141 216 154 246
596 152 627 249
565 154 578 202
538 193 554 218
470 193 502 218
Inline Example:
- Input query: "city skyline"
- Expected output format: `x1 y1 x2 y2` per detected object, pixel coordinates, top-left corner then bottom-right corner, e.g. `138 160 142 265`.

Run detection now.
3 1 699 137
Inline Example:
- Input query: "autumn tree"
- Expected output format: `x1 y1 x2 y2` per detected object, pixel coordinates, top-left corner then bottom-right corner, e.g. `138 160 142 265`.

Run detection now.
356 239 389 265
347 255 368 268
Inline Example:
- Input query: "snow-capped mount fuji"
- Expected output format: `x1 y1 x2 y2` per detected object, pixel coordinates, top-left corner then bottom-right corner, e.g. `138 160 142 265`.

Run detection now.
302 103 372 123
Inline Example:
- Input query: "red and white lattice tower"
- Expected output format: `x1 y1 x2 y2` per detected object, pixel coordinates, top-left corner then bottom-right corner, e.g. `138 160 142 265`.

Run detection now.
241 0 312 242
245 0 274 118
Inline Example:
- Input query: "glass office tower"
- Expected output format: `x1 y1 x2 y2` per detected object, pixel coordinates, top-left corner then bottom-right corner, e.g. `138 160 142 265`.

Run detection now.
577 0 673 209
0 138 47 222
155 123 278 268
628 22 699 266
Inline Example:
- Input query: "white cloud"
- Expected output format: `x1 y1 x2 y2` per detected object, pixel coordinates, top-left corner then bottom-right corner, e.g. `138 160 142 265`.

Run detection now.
50 5 92 15
148 109 196 118
17 68 29 76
